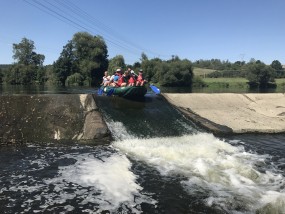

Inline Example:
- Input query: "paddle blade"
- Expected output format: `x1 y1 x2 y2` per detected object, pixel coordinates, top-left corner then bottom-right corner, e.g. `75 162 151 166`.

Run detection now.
150 84 160 94
97 87 103 95
107 88 114 96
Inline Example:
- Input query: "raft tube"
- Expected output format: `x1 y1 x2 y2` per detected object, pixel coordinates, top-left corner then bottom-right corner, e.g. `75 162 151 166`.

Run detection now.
102 86 147 98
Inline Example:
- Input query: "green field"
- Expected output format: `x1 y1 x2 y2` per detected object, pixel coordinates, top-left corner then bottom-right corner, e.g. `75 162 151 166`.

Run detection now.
276 78 285 84
193 67 216 77
199 77 285 92
202 77 248 89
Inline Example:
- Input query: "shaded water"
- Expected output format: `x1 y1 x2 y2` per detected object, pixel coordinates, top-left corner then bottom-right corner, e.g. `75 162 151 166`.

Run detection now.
1 91 285 213
1 84 284 95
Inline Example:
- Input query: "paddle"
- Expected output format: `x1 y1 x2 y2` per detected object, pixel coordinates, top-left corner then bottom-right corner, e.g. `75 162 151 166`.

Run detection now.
107 88 115 96
150 84 160 95
97 87 103 95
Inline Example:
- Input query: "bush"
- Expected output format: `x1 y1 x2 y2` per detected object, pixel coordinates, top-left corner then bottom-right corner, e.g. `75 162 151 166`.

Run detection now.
66 73 84 86
192 76 207 87
143 58 193 87
245 62 275 88
208 71 222 78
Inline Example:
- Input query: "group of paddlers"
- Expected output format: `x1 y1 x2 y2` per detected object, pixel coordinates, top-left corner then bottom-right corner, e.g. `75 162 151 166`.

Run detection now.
101 68 147 87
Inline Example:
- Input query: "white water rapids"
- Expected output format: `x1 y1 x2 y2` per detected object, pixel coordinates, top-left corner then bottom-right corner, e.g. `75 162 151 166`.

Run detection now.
109 120 285 213
2 120 285 213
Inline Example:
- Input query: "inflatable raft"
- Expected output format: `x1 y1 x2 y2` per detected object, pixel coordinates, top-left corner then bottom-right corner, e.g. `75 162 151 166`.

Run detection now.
101 86 147 98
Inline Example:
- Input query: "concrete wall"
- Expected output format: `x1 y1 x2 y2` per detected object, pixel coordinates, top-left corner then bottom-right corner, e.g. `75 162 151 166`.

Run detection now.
2 93 285 145
0 94 110 144
163 93 285 134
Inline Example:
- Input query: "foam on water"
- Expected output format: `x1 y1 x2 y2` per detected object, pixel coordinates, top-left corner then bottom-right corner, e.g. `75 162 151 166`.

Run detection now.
46 152 156 213
47 153 147 211
1 147 156 213
113 132 285 213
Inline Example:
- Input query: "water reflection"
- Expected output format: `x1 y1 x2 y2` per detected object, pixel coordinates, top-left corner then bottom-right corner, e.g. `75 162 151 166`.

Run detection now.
0 84 97 95
1 84 284 95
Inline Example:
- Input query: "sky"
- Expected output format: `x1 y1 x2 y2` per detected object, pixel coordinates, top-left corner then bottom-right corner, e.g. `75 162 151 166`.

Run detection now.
0 0 285 65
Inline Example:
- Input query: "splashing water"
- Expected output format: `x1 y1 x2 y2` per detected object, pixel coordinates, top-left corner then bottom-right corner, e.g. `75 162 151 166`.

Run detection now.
0 146 156 213
113 132 285 213
45 153 155 213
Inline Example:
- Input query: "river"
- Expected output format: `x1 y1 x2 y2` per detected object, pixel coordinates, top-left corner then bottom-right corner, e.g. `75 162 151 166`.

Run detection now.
0 88 285 213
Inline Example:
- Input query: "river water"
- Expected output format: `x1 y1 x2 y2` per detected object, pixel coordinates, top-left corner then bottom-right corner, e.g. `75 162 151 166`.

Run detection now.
1 89 285 213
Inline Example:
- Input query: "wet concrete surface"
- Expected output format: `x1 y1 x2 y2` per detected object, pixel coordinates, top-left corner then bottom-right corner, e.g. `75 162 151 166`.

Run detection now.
0 94 110 145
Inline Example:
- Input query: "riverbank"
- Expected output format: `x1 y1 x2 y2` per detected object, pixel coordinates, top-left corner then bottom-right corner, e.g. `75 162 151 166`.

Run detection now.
0 94 110 144
163 93 285 134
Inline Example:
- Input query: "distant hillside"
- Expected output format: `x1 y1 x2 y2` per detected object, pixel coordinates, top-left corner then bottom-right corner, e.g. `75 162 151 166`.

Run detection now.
193 67 217 77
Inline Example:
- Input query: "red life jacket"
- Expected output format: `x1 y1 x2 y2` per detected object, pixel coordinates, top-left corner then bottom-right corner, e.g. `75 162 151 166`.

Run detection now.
117 74 124 86
137 74 144 83
129 76 135 83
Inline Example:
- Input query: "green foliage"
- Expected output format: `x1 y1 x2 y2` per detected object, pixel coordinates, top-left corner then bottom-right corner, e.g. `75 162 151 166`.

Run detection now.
270 60 282 70
132 62 141 71
207 70 245 78
274 70 285 78
0 68 3 84
53 41 76 85
53 32 108 86
193 59 285 82
140 52 148 61
108 55 126 73
0 64 12 70
6 64 39 85
141 55 193 87
66 73 84 86
203 78 249 90
13 38 45 66
43 65 56 85
192 76 207 87
245 62 275 88
270 60 285 78
3 38 46 85
194 59 233 70
207 71 222 78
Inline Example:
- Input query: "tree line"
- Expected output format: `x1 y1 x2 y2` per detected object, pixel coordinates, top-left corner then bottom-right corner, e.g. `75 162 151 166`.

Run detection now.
194 59 285 88
1 31 284 88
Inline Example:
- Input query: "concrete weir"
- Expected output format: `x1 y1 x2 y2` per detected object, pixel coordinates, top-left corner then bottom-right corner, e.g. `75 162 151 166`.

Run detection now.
0 94 110 144
163 93 285 134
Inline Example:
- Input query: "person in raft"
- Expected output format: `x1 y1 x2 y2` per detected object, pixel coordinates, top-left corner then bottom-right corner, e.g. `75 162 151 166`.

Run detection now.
136 69 147 86
109 69 119 87
108 71 116 85
127 68 137 86
112 68 127 87
101 71 110 86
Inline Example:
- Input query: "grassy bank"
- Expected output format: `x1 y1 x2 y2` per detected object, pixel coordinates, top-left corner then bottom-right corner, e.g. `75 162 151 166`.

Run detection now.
203 78 248 89
200 77 285 92
193 67 216 77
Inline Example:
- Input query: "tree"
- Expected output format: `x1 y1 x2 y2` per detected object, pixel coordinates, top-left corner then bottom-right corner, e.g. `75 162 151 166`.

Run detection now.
245 62 275 88
132 62 141 71
141 56 193 86
160 59 193 86
271 60 282 70
108 55 126 73
270 60 284 78
53 41 76 85
13 37 45 66
53 32 108 86
73 32 108 85
7 38 46 85
0 68 3 83
140 52 148 62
